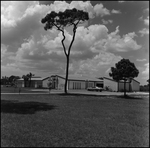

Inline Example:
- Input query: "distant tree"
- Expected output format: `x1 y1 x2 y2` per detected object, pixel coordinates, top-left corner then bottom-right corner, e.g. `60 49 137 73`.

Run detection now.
1 76 5 85
1 76 9 85
22 75 29 87
27 72 34 87
12 77 18 92
109 58 139 97
8 75 16 84
9 75 20 86
41 8 89 94
147 79 149 86
47 77 53 94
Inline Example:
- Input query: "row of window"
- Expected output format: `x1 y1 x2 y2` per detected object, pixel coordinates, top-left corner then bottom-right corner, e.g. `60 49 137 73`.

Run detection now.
71 82 94 89
88 82 94 88
72 82 82 89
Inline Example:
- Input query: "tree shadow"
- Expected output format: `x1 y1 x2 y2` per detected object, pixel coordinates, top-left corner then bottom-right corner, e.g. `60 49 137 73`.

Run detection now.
1 100 56 114
57 93 101 97
57 93 147 100
116 95 144 100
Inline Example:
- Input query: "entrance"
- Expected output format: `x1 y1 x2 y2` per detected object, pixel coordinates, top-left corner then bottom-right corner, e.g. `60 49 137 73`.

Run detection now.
96 83 103 88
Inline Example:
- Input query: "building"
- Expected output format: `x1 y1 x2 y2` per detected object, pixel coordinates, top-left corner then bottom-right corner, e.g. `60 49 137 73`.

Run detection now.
17 74 140 92
103 77 140 92
49 75 103 90
42 77 51 88
17 77 47 88
130 79 140 91
103 77 118 92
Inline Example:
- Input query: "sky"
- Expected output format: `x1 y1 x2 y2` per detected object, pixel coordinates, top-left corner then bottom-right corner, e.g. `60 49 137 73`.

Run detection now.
1 1 149 85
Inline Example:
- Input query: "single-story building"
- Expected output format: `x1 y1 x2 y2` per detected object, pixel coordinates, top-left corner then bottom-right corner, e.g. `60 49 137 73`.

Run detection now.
103 77 140 92
17 75 140 92
49 75 103 90
17 77 49 88
103 77 118 92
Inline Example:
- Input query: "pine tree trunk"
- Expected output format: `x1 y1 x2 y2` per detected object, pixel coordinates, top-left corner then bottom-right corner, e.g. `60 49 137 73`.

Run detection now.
64 56 69 94
60 25 77 94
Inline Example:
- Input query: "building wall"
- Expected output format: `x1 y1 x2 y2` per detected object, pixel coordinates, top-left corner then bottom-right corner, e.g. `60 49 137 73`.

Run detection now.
96 82 103 88
118 82 130 92
17 80 42 88
68 80 86 90
131 79 140 91
67 80 102 90
43 78 50 88
103 78 118 91
33 80 43 88
17 80 24 87
140 85 149 92
88 81 95 88
57 77 65 90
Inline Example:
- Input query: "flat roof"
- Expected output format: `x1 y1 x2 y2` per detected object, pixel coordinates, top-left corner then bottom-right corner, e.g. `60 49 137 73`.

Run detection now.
103 77 117 82
51 74 103 82
17 77 46 81
132 78 140 84
103 77 140 83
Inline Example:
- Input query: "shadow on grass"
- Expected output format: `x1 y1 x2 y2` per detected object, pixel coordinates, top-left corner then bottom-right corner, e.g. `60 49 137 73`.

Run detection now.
56 93 103 97
1 100 56 114
56 93 147 100
116 95 144 100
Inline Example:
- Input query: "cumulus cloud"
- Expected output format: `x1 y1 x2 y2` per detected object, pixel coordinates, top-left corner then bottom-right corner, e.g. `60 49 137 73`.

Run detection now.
139 28 149 36
14 24 109 64
1 1 142 77
138 16 149 36
1 44 15 64
1 1 102 52
142 63 149 75
70 51 122 77
144 16 149 26
102 19 113 25
1 65 24 76
1 44 8 59
139 16 149 26
104 27 142 52
111 9 121 14
144 8 149 13
136 59 147 62
93 3 110 17
1 1 39 28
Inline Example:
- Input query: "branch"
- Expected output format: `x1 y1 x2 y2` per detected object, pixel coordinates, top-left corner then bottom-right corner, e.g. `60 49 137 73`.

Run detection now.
53 23 63 32
61 30 67 57
76 19 81 26
52 22 67 57
51 21 79 58
68 24 77 57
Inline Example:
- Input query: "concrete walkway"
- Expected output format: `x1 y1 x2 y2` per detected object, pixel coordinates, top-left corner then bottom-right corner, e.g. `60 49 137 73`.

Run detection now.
1 89 149 96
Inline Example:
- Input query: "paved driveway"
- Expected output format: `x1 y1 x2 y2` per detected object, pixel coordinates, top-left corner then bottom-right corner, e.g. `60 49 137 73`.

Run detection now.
30 89 149 96
1 88 149 96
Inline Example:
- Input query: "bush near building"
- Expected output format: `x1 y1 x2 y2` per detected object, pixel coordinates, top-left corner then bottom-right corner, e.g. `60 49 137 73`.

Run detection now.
140 85 149 92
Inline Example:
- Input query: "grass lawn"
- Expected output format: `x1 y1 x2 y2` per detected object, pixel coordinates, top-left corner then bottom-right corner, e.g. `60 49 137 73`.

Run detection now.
1 93 149 147
1 86 48 93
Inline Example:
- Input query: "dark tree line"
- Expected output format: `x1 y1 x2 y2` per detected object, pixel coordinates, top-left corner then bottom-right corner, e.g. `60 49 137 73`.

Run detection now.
1 72 34 88
22 72 34 87
1 75 20 86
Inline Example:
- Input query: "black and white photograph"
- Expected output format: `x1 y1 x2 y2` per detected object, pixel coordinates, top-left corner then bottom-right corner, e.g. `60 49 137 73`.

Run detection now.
1 1 149 147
